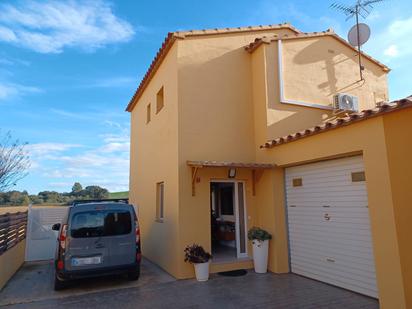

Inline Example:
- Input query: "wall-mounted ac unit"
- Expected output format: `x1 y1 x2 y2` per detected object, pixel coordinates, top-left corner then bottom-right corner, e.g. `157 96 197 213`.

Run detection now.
333 93 359 112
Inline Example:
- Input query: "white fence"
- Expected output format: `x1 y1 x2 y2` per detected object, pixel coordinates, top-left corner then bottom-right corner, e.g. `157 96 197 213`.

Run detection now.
25 205 68 262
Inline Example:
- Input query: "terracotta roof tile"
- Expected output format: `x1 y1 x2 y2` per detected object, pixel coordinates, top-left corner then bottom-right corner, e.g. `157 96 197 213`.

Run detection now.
187 160 275 169
126 23 301 112
245 29 389 71
261 96 412 149
174 23 301 38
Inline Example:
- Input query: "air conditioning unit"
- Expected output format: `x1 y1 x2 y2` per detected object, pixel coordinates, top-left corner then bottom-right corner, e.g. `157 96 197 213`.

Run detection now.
333 93 359 112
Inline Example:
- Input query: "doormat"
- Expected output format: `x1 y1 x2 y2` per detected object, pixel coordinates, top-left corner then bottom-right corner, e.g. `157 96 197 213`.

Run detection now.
218 269 248 277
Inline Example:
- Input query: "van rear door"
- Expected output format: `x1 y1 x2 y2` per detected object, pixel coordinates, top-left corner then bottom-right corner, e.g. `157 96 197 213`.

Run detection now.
106 209 135 266
65 209 110 271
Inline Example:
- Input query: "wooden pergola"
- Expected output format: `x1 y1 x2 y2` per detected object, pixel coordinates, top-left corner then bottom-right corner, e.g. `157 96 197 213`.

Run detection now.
187 160 276 196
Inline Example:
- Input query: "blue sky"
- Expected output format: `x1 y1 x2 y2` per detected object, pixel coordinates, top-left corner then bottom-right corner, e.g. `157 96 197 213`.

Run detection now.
0 0 411 194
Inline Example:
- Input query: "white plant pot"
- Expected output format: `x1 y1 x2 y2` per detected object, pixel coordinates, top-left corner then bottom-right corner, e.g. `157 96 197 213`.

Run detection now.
252 239 269 273
194 261 210 281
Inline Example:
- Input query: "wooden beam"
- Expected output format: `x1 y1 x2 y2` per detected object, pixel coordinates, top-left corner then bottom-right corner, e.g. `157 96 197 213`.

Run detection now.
191 166 199 196
252 169 256 196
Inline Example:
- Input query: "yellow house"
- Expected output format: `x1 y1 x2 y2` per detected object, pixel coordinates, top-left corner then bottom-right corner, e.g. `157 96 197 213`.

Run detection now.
126 23 411 309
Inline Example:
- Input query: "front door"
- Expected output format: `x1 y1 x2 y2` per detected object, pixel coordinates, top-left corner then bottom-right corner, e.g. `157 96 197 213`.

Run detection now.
210 181 248 259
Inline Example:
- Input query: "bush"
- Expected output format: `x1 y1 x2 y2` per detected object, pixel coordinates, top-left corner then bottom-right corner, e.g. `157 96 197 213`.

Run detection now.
184 244 212 264
248 227 272 241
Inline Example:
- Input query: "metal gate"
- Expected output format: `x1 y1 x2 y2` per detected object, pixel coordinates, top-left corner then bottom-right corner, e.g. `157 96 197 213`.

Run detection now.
25 205 68 261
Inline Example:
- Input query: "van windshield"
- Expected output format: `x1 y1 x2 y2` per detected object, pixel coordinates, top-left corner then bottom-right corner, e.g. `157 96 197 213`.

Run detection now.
71 210 132 238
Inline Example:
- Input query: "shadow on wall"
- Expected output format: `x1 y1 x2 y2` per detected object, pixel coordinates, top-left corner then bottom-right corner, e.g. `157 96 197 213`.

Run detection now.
265 38 387 140
293 39 384 95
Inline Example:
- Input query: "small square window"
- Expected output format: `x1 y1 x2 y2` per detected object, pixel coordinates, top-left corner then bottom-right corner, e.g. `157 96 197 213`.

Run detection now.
292 178 303 187
146 103 151 123
156 87 164 113
156 182 164 222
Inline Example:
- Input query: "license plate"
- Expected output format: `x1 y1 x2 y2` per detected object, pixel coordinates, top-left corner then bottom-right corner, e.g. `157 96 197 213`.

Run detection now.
72 256 102 266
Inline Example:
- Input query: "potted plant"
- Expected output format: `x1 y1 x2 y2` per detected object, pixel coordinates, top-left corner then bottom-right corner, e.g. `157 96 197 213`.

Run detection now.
248 227 272 273
184 244 212 281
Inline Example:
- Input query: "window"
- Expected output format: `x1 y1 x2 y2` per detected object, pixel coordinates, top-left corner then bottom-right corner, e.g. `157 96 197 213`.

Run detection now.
146 103 151 123
156 182 164 221
156 86 164 113
71 210 132 238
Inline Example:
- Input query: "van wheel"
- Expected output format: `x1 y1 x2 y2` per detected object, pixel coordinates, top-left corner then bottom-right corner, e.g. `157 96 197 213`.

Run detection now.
127 267 140 281
54 275 67 291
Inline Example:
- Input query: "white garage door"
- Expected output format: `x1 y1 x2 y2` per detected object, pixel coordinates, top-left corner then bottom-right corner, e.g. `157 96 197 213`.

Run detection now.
285 155 378 298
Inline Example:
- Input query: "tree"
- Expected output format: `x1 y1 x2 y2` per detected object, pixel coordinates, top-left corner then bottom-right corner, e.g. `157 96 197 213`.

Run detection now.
71 182 83 194
84 186 109 199
0 131 30 192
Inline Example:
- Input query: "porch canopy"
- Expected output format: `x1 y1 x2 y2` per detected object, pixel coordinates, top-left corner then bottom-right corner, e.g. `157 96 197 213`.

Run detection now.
187 160 275 196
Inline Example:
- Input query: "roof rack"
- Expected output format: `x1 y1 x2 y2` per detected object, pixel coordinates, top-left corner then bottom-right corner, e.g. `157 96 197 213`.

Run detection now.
72 198 129 207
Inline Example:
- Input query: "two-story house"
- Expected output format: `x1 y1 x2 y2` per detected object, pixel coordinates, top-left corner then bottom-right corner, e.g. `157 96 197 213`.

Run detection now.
126 23 411 309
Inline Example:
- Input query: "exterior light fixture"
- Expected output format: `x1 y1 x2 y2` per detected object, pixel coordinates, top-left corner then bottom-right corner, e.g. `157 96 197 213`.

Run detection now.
228 168 236 178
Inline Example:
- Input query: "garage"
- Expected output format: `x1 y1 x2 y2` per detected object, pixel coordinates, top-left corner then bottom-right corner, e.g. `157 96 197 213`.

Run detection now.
285 155 378 298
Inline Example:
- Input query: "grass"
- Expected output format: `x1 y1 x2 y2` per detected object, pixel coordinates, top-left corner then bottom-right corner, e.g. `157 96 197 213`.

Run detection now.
109 191 129 199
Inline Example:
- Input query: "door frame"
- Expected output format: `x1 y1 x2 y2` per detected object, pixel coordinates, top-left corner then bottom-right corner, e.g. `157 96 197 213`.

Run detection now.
210 179 248 259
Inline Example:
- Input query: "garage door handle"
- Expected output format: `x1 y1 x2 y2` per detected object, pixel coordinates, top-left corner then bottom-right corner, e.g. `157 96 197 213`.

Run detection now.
326 258 335 263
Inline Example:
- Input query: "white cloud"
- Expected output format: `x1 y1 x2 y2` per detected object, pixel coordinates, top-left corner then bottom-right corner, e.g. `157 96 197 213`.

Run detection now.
0 0 135 53
0 82 41 100
28 124 130 192
0 56 30 66
87 76 137 88
28 142 82 156
100 142 130 153
367 17 412 61
384 45 399 57
0 26 17 42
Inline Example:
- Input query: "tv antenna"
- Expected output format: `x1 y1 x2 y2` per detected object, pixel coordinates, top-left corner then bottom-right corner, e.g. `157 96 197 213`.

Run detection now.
331 0 385 81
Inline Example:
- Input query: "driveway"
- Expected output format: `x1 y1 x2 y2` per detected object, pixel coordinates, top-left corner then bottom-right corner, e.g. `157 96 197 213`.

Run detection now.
0 260 378 309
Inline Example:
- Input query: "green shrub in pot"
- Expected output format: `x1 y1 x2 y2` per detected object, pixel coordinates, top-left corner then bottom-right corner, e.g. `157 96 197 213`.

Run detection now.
248 227 272 242
184 244 212 264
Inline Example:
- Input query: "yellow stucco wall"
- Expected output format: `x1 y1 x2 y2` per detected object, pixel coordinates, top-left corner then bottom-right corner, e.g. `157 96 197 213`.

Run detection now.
383 109 412 309
0 240 26 290
129 43 180 277
252 38 388 144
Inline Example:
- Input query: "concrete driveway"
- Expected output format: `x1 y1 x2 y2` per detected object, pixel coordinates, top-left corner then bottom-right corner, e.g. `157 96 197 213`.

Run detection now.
0 260 378 309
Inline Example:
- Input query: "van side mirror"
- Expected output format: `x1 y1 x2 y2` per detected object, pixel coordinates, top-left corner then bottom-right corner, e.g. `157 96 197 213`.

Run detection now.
52 223 61 231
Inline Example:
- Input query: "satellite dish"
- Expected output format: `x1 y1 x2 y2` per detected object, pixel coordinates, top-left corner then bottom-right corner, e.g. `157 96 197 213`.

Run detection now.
348 23 371 47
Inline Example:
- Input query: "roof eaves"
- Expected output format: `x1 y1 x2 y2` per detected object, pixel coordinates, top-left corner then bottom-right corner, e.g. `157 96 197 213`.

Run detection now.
261 96 412 149
126 32 182 112
175 23 301 38
187 160 275 169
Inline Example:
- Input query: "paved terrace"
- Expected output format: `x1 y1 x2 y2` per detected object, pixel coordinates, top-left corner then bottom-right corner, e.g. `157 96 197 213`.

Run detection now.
0 259 378 309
